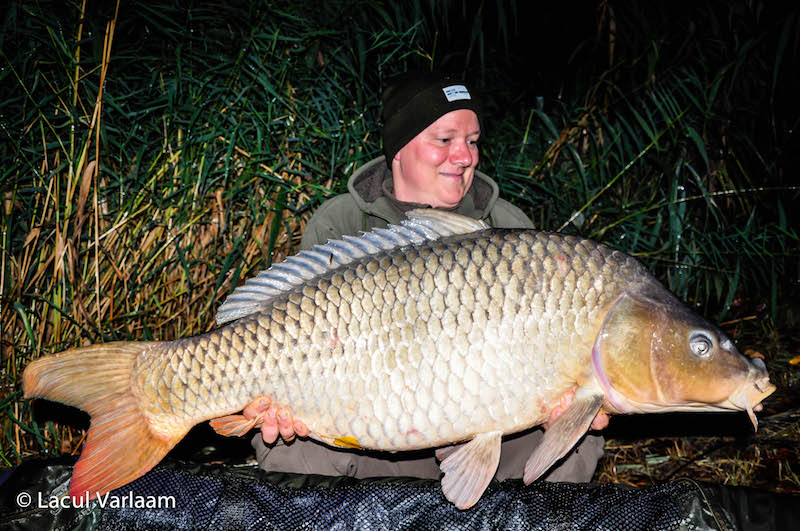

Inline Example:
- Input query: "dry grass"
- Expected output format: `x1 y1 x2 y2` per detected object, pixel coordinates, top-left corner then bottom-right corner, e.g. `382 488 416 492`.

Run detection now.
597 432 800 494
0 2 323 464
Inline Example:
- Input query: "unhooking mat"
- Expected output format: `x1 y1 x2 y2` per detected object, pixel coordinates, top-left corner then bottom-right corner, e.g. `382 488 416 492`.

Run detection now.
0 458 797 530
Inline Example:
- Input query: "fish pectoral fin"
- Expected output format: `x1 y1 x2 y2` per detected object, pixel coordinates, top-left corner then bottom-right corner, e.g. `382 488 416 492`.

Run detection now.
209 414 262 437
523 391 604 485
438 430 503 510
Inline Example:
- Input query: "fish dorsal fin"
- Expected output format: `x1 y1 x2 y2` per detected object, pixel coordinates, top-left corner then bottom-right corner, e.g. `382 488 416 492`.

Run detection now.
214 209 490 325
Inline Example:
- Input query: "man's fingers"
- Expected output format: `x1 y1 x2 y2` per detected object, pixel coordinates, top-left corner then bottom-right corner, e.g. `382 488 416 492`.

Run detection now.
243 395 271 420
277 408 296 442
560 390 574 409
294 420 309 438
256 403 307 444
543 405 564 429
590 410 610 431
542 387 578 429
260 406 280 444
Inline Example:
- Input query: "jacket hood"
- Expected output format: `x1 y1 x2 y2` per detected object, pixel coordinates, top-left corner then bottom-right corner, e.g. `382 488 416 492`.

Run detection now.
346 156 500 225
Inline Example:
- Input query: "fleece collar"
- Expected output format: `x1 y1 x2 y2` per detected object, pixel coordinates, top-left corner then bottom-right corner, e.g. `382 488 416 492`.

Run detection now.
347 156 499 225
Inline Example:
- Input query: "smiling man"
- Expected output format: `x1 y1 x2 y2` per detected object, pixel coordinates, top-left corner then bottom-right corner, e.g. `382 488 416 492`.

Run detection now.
296 72 532 249
244 72 606 484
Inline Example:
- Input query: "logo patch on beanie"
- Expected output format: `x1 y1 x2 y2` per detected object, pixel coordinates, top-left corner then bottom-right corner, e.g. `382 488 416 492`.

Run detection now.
442 85 471 102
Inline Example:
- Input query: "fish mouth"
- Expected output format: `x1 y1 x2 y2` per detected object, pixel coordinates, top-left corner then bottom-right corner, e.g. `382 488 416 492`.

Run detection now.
724 358 776 431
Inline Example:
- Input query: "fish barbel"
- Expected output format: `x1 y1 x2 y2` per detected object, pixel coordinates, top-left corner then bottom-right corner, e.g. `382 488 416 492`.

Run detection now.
23 210 775 509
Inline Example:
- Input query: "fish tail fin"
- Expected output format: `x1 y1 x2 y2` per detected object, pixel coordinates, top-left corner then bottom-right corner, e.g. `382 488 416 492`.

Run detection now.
23 341 187 501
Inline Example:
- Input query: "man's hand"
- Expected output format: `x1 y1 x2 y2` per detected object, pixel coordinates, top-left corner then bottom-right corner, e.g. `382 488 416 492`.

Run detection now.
543 387 610 431
243 395 310 444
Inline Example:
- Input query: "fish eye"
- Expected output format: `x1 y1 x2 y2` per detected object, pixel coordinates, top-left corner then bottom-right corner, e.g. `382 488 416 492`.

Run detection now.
690 332 714 358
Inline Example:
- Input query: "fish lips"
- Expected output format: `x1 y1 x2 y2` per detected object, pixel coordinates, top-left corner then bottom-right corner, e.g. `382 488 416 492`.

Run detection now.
724 357 776 430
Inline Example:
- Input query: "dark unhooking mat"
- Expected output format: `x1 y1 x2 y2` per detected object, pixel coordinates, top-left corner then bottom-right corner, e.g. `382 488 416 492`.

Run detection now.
0 458 797 530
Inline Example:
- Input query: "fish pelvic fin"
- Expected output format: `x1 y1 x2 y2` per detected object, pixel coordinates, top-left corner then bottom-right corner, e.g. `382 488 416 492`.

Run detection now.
23 341 187 501
438 430 503 510
523 390 604 485
209 413 263 438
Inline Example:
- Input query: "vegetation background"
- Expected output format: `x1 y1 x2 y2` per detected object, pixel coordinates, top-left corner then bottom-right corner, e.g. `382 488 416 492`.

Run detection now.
2 0 799 492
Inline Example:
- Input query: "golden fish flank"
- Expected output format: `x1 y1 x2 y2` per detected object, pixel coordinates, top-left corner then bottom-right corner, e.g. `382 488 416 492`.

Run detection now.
23 209 775 511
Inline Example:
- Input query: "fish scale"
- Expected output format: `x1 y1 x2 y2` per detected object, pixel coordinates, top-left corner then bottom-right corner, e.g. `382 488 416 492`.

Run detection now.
25 209 774 510
133 229 634 451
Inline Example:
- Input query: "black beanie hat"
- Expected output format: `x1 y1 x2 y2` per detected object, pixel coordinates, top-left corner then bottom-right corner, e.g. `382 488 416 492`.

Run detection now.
381 71 482 165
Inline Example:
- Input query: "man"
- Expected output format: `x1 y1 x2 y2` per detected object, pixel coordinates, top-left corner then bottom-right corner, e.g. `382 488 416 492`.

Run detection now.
240 72 607 482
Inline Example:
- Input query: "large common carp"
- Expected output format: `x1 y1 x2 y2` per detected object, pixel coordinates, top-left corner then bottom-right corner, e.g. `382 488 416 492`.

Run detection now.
24 210 775 509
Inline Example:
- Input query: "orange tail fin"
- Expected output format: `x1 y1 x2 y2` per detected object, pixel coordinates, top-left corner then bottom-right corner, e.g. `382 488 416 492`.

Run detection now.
23 341 189 501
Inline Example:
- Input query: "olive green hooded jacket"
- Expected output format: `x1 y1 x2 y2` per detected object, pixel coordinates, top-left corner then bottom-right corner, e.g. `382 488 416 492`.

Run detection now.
299 156 533 250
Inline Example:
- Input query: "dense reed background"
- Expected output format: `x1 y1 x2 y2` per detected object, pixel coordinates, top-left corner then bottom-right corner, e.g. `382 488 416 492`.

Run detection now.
2 0 799 491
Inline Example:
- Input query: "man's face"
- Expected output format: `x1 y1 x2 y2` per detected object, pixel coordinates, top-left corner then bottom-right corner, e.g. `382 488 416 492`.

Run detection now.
392 109 480 208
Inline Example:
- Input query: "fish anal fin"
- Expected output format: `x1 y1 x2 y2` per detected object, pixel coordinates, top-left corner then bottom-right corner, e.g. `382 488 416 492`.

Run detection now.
438 430 503 510
435 442 463 462
23 342 190 501
209 413 262 437
524 390 604 485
